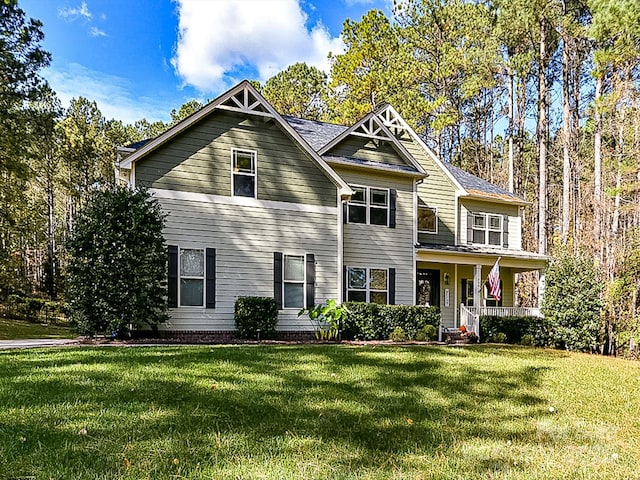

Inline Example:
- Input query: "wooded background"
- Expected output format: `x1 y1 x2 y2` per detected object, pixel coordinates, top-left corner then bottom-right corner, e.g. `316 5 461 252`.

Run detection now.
2 0 639 353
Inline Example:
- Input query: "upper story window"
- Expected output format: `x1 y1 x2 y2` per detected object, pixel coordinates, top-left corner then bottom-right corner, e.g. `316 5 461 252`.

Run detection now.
471 213 502 246
348 185 389 226
232 149 256 198
418 204 437 234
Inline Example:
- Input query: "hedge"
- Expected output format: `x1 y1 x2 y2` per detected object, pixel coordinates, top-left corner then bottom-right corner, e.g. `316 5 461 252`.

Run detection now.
341 302 440 340
0 295 67 324
234 296 278 339
479 315 550 345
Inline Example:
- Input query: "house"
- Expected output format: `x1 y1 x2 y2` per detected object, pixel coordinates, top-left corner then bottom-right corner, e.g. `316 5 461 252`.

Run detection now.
116 80 547 338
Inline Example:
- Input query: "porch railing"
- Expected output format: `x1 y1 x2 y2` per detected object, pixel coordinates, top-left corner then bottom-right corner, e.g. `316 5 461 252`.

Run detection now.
459 304 480 340
459 305 543 342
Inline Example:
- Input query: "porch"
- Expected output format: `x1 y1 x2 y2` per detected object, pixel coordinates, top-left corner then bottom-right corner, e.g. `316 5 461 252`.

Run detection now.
458 304 542 341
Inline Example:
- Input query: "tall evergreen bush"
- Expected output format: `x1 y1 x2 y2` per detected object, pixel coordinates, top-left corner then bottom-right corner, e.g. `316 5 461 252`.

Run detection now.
66 186 168 336
542 252 603 351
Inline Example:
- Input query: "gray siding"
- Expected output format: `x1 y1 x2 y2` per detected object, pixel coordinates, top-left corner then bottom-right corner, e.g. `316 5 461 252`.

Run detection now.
327 136 408 166
335 167 415 306
158 194 339 332
400 138 457 246
136 110 337 207
460 199 522 250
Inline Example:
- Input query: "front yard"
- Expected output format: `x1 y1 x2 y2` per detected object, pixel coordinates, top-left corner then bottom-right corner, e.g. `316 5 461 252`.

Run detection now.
0 344 638 479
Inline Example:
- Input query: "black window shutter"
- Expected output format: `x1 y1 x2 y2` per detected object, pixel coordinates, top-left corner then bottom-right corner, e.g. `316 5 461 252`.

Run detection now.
461 279 468 306
205 248 216 309
467 213 473 244
305 254 315 308
389 189 397 228
343 265 347 303
503 215 509 248
343 201 348 224
274 252 283 309
168 245 178 308
388 268 396 305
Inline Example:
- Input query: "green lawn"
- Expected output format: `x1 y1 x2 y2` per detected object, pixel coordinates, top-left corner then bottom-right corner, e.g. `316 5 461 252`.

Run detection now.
0 345 638 479
0 317 76 340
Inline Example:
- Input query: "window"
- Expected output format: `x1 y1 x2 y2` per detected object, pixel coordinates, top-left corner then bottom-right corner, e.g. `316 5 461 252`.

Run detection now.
168 246 216 309
471 213 502 246
283 254 305 309
347 266 388 304
274 252 315 310
462 279 474 307
232 149 256 197
418 205 437 234
180 248 204 306
347 185 389 226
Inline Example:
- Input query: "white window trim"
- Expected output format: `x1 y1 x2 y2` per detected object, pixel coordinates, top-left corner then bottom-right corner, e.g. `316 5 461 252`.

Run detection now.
471 212 502 246
282 253 306 310
346 266 389 304
231 148 257 198
178 247 205 308
347 184 390 226
418 204 438 234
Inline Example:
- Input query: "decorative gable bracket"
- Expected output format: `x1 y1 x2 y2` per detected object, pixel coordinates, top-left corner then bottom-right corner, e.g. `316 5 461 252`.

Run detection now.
218 85 274 118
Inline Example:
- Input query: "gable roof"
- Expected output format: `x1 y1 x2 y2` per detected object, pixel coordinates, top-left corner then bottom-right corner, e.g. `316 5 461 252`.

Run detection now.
119 81 353 198
316 106 427 176
443 163 528 205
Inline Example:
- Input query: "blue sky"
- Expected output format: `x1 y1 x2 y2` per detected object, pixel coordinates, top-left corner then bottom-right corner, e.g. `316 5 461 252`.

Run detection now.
20 0 390 124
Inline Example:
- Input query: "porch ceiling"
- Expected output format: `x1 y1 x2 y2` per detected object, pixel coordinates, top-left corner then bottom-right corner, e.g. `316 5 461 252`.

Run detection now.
416 243 548 271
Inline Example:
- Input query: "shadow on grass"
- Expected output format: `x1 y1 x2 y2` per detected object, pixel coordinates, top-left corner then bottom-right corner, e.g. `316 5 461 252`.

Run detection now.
0 345 555 478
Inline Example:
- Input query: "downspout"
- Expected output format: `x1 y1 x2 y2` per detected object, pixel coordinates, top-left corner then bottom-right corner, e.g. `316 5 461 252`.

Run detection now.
337 192 345 303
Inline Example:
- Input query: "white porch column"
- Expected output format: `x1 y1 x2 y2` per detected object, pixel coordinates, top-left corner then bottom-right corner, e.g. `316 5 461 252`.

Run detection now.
538 271 546 308
473 264 482 309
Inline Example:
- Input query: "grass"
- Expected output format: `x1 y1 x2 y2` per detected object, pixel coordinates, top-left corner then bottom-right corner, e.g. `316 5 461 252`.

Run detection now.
0 344 638 479
0 317 76 340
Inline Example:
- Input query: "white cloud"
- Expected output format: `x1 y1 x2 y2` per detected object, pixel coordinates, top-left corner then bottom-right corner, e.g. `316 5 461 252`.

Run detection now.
45 62 174 124
58 1 92 21
89 27 107 37
171 0 344 93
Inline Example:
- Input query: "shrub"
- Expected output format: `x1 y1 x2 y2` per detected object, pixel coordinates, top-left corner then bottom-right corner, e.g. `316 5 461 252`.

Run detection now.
341 303 440 340
521 334 535 346
389 326 407 342
493 332 507 343
416 324 437 342
480 315 550 345
66 186 168 337
466 331 479 344
234 296 278 340
542 252 603 352
1 295 66 324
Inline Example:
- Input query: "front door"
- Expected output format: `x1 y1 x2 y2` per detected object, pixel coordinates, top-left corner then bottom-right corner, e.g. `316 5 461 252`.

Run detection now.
417 269 440 307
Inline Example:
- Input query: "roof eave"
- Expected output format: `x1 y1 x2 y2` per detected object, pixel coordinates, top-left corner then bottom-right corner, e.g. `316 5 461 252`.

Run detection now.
325 157 428 179
463 192 530 207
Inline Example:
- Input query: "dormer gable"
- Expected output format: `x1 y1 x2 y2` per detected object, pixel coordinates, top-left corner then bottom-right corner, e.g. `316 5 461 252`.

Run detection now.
318 106 427 177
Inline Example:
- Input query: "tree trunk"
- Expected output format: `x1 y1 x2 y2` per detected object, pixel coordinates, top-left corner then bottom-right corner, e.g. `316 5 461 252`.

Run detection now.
538 19 548 255
562 37 571 244
594 74 603 263
507 67 515 194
